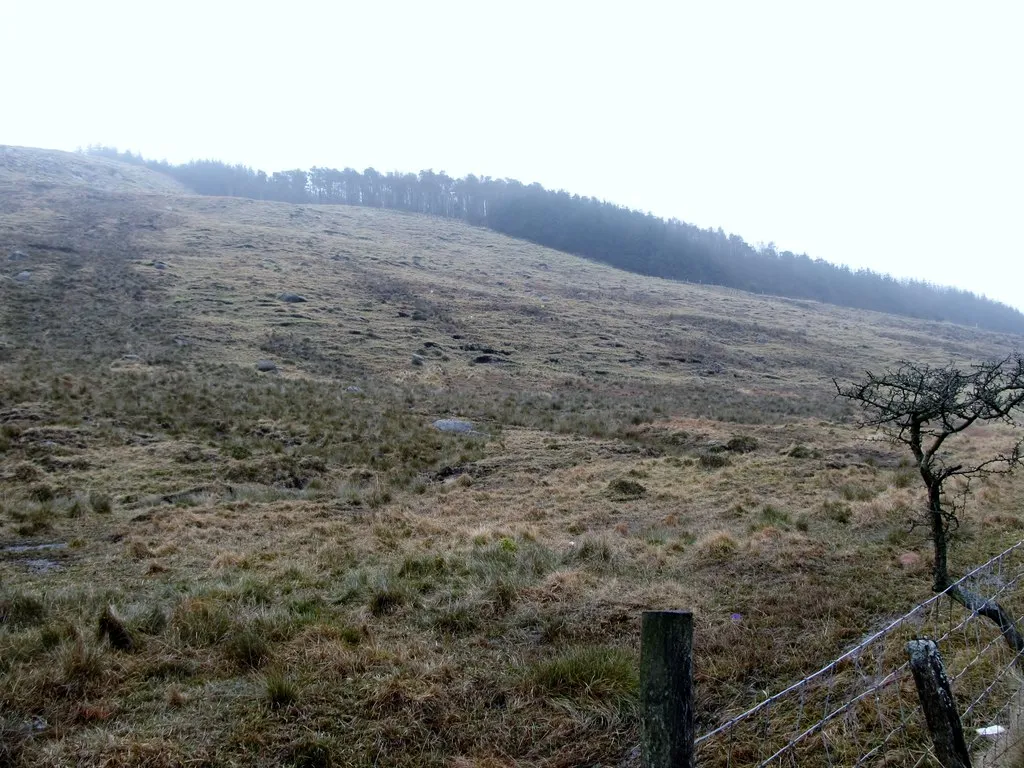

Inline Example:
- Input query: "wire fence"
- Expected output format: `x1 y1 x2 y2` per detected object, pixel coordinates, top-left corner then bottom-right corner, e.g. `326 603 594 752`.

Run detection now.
694 541 1024 767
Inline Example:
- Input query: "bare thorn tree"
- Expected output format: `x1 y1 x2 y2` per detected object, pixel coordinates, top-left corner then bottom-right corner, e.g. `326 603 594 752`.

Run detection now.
835 354 1024 651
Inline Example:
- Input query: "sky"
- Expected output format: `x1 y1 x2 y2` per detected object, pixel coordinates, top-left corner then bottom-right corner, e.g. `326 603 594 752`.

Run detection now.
3 1 1022 310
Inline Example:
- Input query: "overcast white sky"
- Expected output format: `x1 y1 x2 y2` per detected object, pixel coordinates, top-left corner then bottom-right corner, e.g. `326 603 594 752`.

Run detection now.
3 1 1022 310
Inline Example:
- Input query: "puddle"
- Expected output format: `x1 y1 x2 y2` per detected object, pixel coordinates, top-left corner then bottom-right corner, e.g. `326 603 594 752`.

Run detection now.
2 542 68 573
3 542 67 554
24 559 61 573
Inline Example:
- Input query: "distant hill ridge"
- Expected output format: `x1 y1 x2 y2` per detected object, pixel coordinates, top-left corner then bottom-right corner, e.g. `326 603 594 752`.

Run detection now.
83 146 1024 334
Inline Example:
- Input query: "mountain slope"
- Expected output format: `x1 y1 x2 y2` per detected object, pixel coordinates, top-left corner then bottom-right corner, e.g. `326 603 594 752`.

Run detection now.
84 146 1024 334
1 149 1022 767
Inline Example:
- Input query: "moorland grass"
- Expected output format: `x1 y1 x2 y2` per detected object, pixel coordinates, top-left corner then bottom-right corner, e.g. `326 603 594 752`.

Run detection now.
1 149 1023 766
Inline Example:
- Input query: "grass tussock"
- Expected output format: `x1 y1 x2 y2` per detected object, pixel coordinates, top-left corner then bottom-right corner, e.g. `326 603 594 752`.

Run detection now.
526 645 639 704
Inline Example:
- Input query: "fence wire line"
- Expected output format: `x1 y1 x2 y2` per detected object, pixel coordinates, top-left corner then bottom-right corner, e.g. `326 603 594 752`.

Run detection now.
695 539 1024 767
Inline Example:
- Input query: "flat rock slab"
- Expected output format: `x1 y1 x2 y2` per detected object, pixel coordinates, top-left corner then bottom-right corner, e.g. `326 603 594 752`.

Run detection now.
432 418 477 434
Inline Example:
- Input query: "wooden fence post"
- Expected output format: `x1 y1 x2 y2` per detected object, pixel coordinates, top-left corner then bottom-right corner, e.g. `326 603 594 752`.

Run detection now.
641 610 695 768
906 638 972 768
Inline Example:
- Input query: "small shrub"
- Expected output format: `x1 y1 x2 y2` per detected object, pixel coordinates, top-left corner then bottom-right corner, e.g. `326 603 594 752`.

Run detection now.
785 444 819 459
228 443 252 460
29 483 55 502
725 435 759 453
699 452 731 469
89 491 113 514
607 478 647 500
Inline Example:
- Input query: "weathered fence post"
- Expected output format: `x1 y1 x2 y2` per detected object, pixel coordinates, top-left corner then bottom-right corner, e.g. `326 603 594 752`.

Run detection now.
906 638 972 768
641 610 695 768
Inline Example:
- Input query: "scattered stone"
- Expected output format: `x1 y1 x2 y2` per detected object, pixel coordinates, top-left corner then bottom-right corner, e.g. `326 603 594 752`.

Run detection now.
279 293 307 303
173 336 191 346
432 418 475 434
345 385 363 394
255 359 277 372
15 270 31 281
153 261 168 270
411 354 425 367
8 249 28 261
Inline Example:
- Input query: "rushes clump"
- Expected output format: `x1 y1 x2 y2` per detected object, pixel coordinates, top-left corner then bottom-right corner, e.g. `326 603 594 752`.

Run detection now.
527 645 638 703
266 672 299 708
0 593 47 627
225 627 271 669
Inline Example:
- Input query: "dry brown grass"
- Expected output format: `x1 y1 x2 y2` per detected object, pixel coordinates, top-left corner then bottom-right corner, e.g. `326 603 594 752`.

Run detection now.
1 147 1023 766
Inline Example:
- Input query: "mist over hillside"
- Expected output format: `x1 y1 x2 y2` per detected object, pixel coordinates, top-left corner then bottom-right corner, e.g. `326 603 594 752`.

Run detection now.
87 146 1024 335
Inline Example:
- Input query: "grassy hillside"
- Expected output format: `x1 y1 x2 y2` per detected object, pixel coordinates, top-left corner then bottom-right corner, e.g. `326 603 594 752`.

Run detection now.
1 147 1023 767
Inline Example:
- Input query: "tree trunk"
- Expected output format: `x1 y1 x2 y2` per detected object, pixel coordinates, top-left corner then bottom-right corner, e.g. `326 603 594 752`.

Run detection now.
948 585 1024 655
928 481 950 593
925 480 1024 658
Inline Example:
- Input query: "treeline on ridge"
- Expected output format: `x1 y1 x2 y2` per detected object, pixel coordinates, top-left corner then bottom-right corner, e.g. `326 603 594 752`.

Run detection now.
86 146 1024 334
